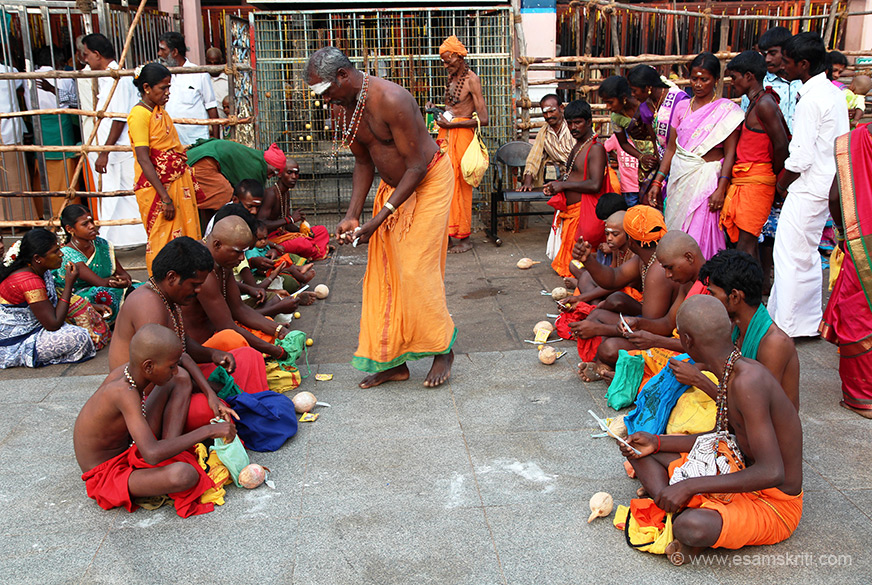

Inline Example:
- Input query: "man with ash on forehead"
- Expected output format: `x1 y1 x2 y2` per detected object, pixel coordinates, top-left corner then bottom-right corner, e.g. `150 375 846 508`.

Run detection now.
306 47 457 389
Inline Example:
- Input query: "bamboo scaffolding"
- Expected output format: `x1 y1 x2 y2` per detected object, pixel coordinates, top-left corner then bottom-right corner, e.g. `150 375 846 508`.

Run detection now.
0 63 251 81
0 0 255 234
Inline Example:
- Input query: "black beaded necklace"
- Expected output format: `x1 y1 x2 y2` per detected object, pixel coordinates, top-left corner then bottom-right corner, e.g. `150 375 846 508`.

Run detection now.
444 63 470 106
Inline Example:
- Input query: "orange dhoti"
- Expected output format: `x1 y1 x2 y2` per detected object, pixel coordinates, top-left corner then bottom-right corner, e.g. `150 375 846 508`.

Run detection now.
352 154 457 372
437 122 474 239
668 453 803 549
720 162 776 242
550 201 582 278
191 157 234 210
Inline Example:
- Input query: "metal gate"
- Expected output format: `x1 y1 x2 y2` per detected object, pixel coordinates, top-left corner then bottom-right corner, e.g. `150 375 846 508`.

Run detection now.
251 6 513 216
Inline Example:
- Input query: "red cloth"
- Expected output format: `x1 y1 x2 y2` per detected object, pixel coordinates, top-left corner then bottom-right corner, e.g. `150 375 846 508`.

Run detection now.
81 444 215 518
554 301 602 362
821 124 872 412
199 329 269 394
272 224 331 260
0 270 47 304
572 145 606 249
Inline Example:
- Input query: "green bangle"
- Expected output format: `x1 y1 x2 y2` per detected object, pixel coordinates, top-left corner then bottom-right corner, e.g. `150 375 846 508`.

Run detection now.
655 170 666 178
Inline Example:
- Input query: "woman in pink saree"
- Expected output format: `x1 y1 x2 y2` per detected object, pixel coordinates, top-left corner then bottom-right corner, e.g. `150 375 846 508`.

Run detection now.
647 52 744 259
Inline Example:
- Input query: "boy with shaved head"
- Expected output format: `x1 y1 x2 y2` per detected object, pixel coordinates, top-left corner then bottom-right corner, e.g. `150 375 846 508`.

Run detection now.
620 295 803 564
76 325 237 518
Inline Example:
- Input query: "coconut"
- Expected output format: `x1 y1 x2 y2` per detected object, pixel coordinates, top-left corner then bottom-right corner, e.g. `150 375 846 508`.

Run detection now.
551 286 569 301
533 320 555 336
588 491 614 522
608 415 628 439
238 463 266 489
516 257 540 269
314 284 329 299
539 346 558 365
292 391 317 413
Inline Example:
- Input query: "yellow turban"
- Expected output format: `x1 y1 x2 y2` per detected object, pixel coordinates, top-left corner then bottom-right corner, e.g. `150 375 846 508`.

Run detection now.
439 35 468 57
623 206 667 246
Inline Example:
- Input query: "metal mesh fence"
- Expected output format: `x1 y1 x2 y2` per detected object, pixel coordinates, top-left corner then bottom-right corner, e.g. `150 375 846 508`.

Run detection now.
251 7 513 218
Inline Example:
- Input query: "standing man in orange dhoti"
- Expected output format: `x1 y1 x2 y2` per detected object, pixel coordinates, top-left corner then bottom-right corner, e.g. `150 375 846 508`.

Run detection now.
306 47 456 388
721 51 789 259
429 35 488 254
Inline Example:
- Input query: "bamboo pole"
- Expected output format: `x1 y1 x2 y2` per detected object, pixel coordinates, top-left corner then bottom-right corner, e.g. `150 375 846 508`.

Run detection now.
824 0 842 46
0 191 134 198
0 108 252 126
0 218 142 228
0 63 251 81
572 0 832 21
0 145 131 152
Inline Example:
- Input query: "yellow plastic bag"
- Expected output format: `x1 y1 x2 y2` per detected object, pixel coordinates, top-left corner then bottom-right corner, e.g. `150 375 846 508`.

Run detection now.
460 112 489 187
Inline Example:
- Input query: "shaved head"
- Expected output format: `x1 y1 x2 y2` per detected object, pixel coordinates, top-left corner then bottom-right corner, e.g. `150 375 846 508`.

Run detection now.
676 295 733 349
210 215 253 249
852 74 872 95
657 230 701 261
606 210 626 229
129 324 182 367
206 47 224 61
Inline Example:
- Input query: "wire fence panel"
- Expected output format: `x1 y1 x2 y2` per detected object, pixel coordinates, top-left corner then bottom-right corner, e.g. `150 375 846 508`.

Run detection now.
252 7 513 219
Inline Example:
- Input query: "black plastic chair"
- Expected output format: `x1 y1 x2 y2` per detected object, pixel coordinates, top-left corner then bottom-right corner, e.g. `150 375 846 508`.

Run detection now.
487 141 552 246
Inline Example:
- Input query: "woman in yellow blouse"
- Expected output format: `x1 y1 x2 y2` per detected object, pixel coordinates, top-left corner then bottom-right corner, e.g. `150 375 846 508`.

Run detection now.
128 63 202 273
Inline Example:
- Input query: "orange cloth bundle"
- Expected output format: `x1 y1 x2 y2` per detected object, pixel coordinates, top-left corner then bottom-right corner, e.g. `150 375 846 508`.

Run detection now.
720 162 776 242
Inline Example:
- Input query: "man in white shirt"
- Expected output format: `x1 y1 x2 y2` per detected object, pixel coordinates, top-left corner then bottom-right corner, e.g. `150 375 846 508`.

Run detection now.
158 32 220 145
0 59 30 218
81 33 147 248
206 47 229 120
770 32 849 338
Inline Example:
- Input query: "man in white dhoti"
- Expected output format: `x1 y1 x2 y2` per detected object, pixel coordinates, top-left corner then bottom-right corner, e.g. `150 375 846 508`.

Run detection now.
81 34 147 249
770 32 849 337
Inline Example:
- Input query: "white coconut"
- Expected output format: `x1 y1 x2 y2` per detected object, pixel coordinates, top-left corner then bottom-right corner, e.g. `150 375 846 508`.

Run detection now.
314 284 329 299
292 391 317 413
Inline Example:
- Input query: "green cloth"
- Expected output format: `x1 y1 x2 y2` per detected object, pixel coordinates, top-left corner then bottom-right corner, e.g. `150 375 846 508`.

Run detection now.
605 349 645 411
274 330 311 378
207 366 243 399
39 113 77 160
731 303 773 360
185 138 269 186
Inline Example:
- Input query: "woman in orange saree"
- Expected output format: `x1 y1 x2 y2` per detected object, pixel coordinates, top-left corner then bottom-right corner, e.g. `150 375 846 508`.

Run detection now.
127 63 202 273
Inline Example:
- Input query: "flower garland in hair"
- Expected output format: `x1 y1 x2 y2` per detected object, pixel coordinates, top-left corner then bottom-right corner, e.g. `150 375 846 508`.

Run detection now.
4 240 21 267
133 65 143 81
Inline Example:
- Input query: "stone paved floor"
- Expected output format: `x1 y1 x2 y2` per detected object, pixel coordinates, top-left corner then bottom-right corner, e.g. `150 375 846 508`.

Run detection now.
1 215 869 584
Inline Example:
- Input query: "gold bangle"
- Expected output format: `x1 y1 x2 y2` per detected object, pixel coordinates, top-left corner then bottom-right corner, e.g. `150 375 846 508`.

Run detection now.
384 201 397 214
275 324 283 337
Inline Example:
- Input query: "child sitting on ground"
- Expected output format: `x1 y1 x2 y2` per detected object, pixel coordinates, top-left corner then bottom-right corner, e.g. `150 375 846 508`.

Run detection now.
236 221 317 318
74 324 238 518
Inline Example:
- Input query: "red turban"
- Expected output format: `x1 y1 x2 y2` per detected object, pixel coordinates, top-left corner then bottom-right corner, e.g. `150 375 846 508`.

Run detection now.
263 143 286 170
439 35 468 57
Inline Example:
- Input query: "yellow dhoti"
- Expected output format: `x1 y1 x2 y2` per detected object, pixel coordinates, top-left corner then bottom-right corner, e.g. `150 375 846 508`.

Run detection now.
353 154 457 372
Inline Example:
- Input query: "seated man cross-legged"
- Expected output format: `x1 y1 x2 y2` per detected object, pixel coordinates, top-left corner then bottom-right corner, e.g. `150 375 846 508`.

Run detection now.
620 295 803 563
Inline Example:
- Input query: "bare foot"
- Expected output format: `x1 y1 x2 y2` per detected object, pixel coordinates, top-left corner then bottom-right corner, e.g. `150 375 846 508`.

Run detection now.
636 486 648 497
665 539 704 566
295 291 317 306
448 238 473 254
599 364 615 382
840 400 872 419
424 350 454 387
563 276 578 290
359 364 410 389
286 264 316 284
577 361 603 382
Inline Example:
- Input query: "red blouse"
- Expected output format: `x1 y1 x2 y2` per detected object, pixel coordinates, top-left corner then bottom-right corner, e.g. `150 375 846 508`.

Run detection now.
0 271 49 305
